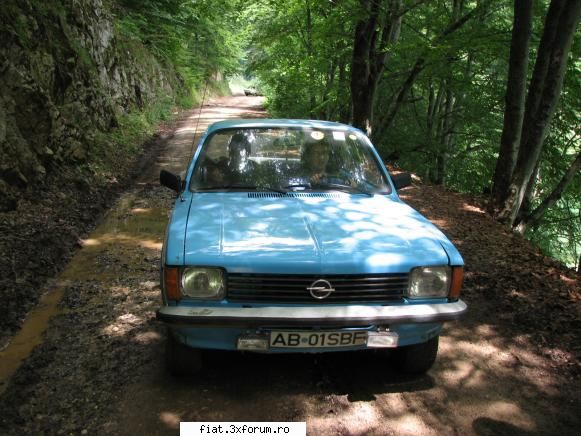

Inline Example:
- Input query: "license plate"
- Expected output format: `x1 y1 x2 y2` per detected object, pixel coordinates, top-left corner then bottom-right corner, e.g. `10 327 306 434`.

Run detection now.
269 331 368 349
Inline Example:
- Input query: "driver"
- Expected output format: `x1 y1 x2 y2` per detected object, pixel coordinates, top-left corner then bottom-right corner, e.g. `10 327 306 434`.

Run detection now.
301 138 331 184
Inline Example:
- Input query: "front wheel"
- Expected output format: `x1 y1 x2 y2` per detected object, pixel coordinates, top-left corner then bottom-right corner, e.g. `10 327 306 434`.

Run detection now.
165 330 203 376
392 336 439 374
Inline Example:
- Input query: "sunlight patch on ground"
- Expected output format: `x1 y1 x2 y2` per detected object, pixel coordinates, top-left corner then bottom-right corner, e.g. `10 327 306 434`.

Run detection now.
140 240 163 250
308 401 383 435
102 312 144 337
139 280 158 290
430 218 449 229
174 109 264 137
378 394 408 415
474 324 498 337
462 203 485 214
81 238 101 246
439 360 485 388
159 411 181 429
559 273 579 287
133 331 162 344
79 232 163 251
483 401 536 431
440 329 565 401
440 336 498 357
388 413 437 436
175 126 205 134
509 289 529 299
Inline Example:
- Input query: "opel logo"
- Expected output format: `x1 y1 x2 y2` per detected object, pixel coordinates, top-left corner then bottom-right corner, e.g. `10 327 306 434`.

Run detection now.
307 279 335 299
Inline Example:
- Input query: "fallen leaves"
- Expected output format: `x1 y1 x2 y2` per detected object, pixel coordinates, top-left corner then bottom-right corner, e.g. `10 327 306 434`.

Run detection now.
401 184 580 376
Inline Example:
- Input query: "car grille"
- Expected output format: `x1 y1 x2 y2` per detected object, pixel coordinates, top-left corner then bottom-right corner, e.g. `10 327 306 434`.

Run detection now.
227 273 408 304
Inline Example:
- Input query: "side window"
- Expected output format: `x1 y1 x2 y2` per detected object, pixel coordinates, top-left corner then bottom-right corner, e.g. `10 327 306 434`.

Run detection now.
204 133 229 161
193 132 230 187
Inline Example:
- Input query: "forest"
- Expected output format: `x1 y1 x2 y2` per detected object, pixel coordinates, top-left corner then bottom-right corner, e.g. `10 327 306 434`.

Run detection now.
2 0 580 268
0 1 579 433
116 0 580 268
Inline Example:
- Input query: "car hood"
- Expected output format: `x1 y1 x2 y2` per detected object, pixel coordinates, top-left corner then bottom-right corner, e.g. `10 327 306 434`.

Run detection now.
177 193 460 274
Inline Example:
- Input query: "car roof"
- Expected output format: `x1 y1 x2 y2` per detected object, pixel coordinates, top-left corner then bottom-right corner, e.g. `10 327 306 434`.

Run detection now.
206 119 363 135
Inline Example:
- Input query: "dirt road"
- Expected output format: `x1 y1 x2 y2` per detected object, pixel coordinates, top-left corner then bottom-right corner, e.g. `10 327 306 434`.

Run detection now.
0 96 579 435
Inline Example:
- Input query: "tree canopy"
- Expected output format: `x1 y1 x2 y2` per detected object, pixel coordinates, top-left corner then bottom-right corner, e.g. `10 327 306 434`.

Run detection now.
113 0 580 269
244 0 580 270
114 0 245 86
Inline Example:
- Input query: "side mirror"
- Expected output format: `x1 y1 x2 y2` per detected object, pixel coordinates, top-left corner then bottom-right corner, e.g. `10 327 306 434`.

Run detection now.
160 169 182 192
391 172 412 190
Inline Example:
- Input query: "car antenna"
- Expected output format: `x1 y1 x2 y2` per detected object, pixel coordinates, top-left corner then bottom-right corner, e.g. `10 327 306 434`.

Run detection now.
183 77 209 201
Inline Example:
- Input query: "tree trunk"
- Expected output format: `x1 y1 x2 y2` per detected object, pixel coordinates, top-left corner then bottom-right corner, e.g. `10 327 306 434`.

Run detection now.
337 60 350 123
431 82 453 186
321 59 337 119
426 79 445 154
304 0 317 118
350 0 379 134
374 1 489 140
496 0 581 226
491 0 533 208
515 160 540 225
437 88 456 187
350 0 402 136
379 58 426 136
515 152 581 234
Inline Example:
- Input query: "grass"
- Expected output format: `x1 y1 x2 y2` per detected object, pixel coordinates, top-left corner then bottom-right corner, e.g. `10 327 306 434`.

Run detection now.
87 92 189 184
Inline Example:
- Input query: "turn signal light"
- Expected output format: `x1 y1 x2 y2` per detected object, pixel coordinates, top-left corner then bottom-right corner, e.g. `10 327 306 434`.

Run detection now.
449 266 464 300
164 267 181 300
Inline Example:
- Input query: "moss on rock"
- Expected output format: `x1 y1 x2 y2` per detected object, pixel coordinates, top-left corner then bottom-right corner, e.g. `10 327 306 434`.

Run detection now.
0 0 187 212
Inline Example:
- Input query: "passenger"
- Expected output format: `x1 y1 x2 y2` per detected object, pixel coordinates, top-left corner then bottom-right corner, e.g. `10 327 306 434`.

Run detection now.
203 157 229 186
227 132 256 184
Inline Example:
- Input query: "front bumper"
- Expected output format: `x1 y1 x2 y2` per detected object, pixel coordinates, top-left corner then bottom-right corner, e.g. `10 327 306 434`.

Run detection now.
156 300 467 328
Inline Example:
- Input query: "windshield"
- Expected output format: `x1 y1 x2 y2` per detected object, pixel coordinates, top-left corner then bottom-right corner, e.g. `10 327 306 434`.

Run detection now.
190 127 391 195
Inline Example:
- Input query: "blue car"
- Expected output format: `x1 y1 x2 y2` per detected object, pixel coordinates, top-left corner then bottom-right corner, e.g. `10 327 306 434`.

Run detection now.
157 119 466 375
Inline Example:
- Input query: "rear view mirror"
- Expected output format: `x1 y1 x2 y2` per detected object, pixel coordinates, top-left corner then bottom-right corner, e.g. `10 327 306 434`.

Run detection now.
391 172 412 190
160 170 182 192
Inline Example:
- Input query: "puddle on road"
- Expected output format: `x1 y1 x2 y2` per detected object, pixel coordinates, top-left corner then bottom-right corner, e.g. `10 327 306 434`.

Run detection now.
0 191 169 395
0 286 65 395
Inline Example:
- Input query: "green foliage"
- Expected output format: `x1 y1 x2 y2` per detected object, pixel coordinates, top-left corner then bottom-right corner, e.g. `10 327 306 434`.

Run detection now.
77 0 245 188
0 4 34 46
67 35 95 69
114 0 245 88
246 0 580 268
526 134 581 269
95 97 173 159
207 78 233 97
527 174 580 270
175 91 198 110
246 0 355 119
88 93 191 188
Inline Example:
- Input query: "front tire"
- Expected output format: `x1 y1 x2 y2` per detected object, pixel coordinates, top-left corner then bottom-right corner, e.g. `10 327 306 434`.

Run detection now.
165 330 203 376
392 336 439 374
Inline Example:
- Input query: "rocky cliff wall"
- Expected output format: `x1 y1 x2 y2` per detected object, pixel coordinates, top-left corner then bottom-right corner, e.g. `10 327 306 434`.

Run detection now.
0 0 184 211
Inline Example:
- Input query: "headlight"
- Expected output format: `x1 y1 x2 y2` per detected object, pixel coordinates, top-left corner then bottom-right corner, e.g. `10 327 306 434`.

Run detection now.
181 267 225 299
408 266 451 298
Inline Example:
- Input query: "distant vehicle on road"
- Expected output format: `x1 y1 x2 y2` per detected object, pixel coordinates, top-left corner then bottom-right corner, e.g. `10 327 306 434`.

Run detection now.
158 119 466 376
243 86 262 96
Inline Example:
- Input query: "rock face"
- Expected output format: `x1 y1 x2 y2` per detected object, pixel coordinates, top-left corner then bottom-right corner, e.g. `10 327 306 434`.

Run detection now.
0 0 183 211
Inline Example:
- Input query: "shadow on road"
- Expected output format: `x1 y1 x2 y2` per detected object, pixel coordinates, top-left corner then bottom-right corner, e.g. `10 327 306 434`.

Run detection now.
2 96 579 436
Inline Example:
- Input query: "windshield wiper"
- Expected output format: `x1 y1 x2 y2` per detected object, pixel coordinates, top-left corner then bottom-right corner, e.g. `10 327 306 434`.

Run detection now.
315 182 374 197
195 185 287 194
